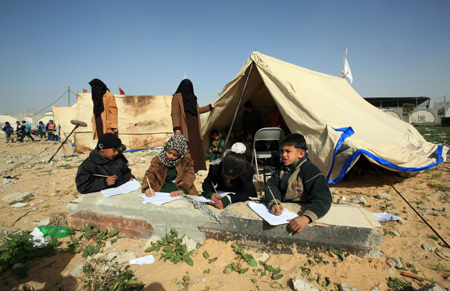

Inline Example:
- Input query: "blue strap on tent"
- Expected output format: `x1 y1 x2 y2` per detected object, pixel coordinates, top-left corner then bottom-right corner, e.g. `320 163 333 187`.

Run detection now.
327 126 446 184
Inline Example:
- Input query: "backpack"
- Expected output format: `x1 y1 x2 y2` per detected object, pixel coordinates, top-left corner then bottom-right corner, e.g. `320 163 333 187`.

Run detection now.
25 124 31 133
6 126 13 135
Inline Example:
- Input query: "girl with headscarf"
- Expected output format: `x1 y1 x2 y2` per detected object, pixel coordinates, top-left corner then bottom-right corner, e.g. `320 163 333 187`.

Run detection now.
89 78 119 139
141 134 198 197
171 79 216 172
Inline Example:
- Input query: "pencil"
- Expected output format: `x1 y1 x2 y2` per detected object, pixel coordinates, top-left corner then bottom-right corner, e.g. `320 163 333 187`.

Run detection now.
211 181 217 194
93 174 110 178
268 187 281 207
146 176 152 190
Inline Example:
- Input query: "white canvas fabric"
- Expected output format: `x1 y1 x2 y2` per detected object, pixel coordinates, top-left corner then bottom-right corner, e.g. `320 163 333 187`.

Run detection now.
202 51 448 183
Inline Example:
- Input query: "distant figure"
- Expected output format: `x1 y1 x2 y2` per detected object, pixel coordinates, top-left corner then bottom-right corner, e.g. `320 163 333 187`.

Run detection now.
202 142 257 209
241 100 263 137
75 133 134 194
89 78 118 140
141 134 198 197
226 129 240 149
37 121 46 140
171 79 216 172
17 120 34 142
241 131 253 162
46 120 57 141
270 106 290 135
15 121 22 140
205 129 224 161
2 122 14 143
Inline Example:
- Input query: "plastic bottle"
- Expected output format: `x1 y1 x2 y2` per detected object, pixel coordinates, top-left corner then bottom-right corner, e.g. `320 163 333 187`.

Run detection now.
37 225 75 238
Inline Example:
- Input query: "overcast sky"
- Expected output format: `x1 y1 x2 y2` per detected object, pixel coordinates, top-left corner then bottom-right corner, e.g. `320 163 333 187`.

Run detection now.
0 0 449 114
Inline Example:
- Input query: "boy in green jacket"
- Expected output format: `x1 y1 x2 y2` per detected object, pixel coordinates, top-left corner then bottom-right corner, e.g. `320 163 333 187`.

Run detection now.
265 133 332 233
205 129 224 161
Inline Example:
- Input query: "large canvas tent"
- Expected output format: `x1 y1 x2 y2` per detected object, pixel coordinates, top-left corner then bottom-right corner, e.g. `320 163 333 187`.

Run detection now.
202 52 448 183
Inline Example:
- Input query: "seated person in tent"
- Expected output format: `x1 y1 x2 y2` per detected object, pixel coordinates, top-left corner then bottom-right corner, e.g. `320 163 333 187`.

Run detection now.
76 133 135 194
141 134 198 197
202 143 256 209
265 133 332 233
241 131 253 162
270 106 290 136
255 139 279 167
226 129 241 149
205 129 224 161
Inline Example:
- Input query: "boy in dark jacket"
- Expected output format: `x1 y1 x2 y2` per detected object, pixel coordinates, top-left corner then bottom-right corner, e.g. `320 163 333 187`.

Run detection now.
17 120 34 142
76 133 135 194
2 122 14 143
265 133 332 233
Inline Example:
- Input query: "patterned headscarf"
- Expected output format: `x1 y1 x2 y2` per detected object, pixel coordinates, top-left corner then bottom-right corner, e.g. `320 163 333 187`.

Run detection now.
158 135 189 167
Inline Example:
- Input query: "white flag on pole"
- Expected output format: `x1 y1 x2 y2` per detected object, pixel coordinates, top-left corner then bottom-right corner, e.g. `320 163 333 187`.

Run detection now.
341 48 353 84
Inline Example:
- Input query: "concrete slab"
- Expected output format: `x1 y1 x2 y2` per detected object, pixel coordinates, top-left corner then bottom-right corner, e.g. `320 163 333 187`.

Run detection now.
68 190 383 257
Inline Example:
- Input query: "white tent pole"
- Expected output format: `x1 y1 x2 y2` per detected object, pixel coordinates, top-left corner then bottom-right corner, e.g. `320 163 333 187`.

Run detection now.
221 61 254 158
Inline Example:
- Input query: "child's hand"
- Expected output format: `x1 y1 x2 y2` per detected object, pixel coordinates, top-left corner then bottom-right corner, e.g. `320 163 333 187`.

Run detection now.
145 188 155 197
208 149 212 154
287 215 310 233
270 204 284 216
210 199 224 209
210 193 221 202
213 148 218 151
170 190 183 197
106 175 118 186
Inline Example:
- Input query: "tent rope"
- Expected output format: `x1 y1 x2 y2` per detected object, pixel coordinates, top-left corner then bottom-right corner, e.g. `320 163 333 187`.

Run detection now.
1 142 59 175
370 162 450 248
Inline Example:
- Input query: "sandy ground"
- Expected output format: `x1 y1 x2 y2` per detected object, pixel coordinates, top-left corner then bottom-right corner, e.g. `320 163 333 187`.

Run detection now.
0 135 449 291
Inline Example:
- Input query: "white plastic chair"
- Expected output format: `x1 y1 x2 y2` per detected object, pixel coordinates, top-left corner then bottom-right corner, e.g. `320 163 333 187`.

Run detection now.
251 127 284 179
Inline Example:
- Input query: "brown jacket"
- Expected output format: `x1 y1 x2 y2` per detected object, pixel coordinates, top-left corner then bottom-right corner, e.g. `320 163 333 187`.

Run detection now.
92 91 119 139
171 92 212 142
141 152 198 195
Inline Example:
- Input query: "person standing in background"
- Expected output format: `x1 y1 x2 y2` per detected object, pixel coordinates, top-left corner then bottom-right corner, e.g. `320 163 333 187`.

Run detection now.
171 79 216 172
241 101 263 137
89 79 118 140
46 120 56 141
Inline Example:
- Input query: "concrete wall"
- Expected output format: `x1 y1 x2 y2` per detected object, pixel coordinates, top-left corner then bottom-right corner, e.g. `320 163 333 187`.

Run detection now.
410 109 436 124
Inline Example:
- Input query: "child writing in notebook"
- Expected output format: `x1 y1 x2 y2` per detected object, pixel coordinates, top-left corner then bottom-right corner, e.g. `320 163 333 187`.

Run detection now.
141 134 198 197
265 133 332 233
202 142 257 209
76 133 135 194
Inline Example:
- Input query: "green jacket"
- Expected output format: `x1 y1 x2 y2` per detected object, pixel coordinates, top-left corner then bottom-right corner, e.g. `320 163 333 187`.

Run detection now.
209 139 223 153
265 157 332 222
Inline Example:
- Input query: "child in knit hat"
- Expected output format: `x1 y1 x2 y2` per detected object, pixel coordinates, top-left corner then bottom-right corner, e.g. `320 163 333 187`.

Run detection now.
75 133 135 194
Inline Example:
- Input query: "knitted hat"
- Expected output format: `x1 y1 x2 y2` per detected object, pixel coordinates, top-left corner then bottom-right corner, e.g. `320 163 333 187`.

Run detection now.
97 133 122 149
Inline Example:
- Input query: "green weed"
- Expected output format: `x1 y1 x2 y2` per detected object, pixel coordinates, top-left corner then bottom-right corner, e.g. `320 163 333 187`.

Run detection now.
67 224 118 258
387 277 413 291
432 263 450 273
0 230 57 278
80 258 144 291
145 229 194 266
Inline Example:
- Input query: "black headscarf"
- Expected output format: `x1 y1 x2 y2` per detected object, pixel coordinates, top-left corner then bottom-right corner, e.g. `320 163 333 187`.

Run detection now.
89 78 109 116
175 79 198 116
